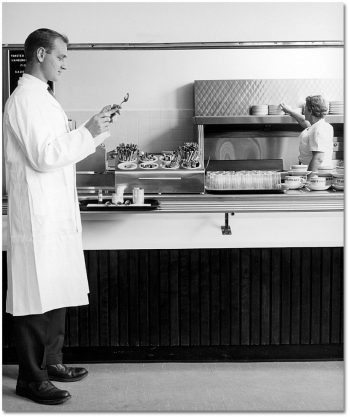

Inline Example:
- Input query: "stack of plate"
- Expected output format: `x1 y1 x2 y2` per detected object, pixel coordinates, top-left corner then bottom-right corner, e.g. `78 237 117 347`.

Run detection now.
329 101 344 114
250 105 268 115
268 104 284 115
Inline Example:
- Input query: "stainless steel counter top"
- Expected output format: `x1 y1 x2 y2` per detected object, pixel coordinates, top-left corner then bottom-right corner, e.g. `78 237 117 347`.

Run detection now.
77 189 344 213
2 190 343 216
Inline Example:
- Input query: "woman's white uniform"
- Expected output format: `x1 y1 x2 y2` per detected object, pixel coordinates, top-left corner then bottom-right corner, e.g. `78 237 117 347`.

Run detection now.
3 74 109 316
298 118 334 167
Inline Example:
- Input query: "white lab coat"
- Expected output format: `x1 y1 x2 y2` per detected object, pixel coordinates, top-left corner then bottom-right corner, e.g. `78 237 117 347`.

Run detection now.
3 74 109 316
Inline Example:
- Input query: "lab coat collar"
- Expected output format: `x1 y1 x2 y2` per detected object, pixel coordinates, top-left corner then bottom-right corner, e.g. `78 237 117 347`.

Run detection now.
18 73 50 92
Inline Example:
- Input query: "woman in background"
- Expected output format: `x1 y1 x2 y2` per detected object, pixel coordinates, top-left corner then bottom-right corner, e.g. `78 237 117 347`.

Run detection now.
280 95 333 173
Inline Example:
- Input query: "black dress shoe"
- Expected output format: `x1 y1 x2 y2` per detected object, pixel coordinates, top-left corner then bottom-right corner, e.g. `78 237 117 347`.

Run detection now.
16 379 71 405
47 364 88 382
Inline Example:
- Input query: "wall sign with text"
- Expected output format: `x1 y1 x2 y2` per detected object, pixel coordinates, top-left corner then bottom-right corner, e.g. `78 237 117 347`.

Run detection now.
8 49 26 95
7 49 54 96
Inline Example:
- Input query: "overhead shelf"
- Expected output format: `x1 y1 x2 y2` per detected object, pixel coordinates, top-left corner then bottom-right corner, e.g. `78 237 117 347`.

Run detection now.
193 115 344 125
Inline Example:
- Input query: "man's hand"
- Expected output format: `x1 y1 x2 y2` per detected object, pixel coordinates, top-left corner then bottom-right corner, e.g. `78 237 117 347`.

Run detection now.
85 108 114 138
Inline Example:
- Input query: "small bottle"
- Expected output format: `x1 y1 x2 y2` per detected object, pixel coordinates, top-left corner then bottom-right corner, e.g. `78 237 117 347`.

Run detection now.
114 184 126 205
98 189 103 203
133 187 144 204
112 192 123 205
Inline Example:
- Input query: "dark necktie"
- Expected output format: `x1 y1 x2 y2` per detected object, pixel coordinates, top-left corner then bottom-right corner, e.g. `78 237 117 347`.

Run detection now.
47 85 55 97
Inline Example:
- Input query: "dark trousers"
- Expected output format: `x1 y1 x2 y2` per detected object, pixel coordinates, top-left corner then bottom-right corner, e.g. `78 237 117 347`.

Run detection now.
12 307 66 382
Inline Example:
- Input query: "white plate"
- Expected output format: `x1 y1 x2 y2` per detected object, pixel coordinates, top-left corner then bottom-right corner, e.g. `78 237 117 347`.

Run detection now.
332 184 344 190
118 162 137 170
139 162 158 170
285 185 304 190
287 171 311 176
332 173 344 178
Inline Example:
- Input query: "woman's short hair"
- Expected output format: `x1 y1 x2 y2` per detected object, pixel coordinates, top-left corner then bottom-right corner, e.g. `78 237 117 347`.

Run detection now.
24 28 69 63
305 95 329 118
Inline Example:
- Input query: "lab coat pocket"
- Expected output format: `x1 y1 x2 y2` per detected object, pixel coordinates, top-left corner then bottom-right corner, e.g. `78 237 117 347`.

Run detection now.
28 175 71 218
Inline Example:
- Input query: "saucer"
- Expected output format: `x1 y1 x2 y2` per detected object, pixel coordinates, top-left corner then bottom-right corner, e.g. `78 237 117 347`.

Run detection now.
307 185 331 191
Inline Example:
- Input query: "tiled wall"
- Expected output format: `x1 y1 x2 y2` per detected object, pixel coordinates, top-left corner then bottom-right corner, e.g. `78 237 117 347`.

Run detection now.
67 109 194 153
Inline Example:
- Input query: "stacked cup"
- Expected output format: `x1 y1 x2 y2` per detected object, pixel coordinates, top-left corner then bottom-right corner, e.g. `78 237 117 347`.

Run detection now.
332 165 344 191
284 164 309 189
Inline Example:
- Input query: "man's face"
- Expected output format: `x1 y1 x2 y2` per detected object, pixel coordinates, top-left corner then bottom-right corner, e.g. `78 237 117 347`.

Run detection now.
41 38 68 82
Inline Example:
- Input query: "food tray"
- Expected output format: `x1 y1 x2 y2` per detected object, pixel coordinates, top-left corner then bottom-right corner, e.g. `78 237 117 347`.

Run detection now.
80 199 159 211
205 188 284 194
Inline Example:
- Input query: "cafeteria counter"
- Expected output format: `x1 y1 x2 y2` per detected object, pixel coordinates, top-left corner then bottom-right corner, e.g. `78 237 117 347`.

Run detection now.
2 190 344 250
2 190 344 362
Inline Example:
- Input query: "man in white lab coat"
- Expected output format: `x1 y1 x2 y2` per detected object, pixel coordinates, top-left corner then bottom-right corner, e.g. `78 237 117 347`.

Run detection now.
3 28 119 405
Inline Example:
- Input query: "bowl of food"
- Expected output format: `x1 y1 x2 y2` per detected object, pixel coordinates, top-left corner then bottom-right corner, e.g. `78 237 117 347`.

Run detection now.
161 161 180 169
139 152 158 163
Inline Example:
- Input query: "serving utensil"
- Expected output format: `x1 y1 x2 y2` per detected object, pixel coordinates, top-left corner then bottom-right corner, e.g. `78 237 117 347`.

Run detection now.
120 93 129 106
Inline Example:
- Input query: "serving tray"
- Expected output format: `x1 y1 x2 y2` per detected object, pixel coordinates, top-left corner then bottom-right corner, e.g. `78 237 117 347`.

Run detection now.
205 188 284 194
80 199 159 211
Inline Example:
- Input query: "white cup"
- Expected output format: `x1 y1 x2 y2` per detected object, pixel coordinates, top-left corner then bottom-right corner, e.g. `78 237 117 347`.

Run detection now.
333 177 344 187
284 176 306 189
307 177 328 190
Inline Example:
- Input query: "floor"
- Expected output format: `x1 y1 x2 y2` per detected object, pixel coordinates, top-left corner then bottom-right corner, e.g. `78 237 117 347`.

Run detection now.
2 361 344 412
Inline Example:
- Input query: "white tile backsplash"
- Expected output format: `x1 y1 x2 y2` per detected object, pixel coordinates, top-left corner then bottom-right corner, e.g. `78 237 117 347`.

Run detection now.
66 109 194 152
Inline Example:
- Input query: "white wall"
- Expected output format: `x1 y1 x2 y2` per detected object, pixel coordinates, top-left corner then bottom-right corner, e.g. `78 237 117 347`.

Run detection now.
2 2 344 154
2 2 344 43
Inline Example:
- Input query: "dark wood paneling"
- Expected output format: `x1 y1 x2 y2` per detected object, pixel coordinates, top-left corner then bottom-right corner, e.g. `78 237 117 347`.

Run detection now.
260 249 271 345
99 251 110 346
300 248 311 344
320 248 331 345
230 249 240 345
210 250 220 345
179 250 190 346
240 249 251 345
128 250 140 346
271 249 281 344
149 250 160 346
159 249 170 346
109 250 119 346
118 250 129 346
311 248 321 344
290 248 301 345
190 250 200 346
250 249 261 345
199 249 210 345
281 249 291 344
331 247 342 344
2 247 344 362
169 250 179 346
220 249 231 345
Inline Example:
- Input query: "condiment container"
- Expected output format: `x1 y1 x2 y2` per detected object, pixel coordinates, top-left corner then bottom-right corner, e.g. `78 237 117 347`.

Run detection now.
132 187 144 204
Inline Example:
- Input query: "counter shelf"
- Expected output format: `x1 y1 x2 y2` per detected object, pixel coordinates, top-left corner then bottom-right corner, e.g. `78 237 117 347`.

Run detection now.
79 199 159 211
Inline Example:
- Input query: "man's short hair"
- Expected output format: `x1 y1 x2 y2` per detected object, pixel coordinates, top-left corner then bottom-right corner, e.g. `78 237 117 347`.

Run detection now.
305 95 329 118
24 28 69 63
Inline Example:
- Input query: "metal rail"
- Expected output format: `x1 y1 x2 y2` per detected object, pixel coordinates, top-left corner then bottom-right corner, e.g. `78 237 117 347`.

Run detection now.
2 41 344 51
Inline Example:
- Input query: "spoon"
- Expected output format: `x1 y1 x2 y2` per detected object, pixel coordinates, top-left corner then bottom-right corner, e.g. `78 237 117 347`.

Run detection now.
110 93 129 118
119 93 129 106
